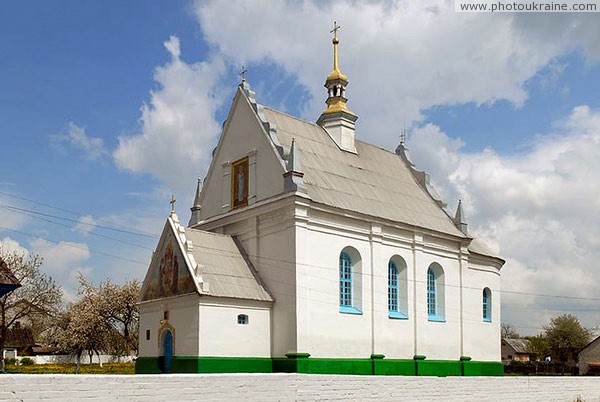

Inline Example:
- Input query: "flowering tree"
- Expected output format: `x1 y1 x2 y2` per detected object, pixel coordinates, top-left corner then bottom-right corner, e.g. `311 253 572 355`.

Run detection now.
0 248 62 371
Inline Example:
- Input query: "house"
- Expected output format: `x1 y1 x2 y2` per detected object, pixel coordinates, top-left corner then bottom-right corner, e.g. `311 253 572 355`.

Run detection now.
501 338 532 364
136 25 505 376
578 335 600 375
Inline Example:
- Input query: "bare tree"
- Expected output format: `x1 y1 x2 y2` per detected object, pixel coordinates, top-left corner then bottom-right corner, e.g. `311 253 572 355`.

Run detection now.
501 323 520 339
0 248 62 371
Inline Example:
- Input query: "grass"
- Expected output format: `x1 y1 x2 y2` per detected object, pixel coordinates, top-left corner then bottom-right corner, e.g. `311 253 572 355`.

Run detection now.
4 362 135 374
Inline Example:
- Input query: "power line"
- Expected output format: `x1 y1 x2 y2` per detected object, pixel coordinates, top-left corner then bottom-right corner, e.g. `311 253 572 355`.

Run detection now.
2 205 154 251
0 191 158 237
1 204 156 239
0 226 148 266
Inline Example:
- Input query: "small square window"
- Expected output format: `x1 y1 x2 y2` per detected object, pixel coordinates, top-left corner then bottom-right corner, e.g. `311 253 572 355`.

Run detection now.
145 329 150 340
237 314 249 325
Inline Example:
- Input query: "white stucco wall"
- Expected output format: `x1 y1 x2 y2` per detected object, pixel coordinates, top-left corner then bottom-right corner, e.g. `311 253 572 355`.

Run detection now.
3 375 600 402
462 257 502 361
199 88 285 221
199 197 298 358
138 294 199 357
199 297 271 357
293 204 501 362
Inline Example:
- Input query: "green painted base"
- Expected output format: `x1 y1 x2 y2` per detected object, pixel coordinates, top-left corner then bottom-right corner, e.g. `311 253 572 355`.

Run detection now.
135 356 503 376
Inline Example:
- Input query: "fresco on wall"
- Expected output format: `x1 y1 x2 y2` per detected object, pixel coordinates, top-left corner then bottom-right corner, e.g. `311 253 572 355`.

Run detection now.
231 156 249 209
142 237 196 301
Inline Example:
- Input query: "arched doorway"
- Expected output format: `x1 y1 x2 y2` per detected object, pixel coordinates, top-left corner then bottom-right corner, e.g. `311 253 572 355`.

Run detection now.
160 329 173 373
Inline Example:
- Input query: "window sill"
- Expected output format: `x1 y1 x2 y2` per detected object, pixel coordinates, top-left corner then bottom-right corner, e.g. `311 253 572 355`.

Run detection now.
483 318 492 323
388 311 408 320
339 306 363 315
428 315 446 322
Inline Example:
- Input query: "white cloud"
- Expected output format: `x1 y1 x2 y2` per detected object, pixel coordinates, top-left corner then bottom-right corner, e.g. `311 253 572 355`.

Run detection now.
73 214 96 236
193 0 600 149
113 35 227 196
29 238 92 298
0 236 30 257
52 122 108 161
407 105 600 334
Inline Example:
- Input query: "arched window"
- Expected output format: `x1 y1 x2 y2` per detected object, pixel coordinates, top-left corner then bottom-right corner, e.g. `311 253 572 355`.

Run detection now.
237 314 249 325
388 256 408 319
389 261 398 311
339 252 352 307
483 288 491 322
339 248 362 314
427 263 445 322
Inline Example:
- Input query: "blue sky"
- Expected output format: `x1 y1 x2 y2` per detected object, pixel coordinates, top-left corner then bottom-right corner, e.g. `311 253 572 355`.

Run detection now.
1 0 600 335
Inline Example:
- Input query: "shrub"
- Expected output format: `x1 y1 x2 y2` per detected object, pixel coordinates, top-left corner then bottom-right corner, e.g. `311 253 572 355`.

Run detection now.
20 357 35 366
4 358 17 365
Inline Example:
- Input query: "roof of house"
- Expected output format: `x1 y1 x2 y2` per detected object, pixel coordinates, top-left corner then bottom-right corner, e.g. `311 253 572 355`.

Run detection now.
261 106 502 260
184 228 273 302
503 338 531 354
0 257 20 286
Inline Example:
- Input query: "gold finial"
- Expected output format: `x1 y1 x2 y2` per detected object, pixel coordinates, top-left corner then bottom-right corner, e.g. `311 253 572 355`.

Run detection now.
170 194 176 215
240 65 247 82
326 21 348 83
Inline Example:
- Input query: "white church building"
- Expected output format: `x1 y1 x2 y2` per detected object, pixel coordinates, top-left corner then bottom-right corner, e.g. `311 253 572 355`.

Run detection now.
136 26 504 376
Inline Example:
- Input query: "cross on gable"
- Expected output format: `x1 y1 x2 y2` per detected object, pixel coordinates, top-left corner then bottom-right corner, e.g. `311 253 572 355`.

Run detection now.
170 194 176 214
240 65 247 82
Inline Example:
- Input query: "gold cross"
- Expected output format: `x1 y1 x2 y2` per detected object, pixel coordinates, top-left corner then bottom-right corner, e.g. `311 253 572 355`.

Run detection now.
240 65 247 82
330 21 340 40
170 194 176 214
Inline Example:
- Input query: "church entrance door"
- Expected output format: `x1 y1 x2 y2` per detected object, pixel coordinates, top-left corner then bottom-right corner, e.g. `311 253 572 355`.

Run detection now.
161 329 173 373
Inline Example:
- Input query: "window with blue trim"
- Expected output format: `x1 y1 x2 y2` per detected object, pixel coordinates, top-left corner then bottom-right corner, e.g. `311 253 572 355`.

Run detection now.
427 264 445 322
483 288 491 322
388 261 398 312
339 252 352 307
427 268 436 316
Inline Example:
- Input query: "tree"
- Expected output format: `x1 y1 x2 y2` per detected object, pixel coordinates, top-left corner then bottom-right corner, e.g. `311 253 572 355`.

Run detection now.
78 276 140 356
501 323 520 339
0 248 62 370
53 298 112 373
527 334 549 361
543 314 592 364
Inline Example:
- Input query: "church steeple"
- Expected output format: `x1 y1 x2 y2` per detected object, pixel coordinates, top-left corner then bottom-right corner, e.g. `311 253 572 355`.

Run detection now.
453 199 468 235
317 21 358 154
188 178 202 227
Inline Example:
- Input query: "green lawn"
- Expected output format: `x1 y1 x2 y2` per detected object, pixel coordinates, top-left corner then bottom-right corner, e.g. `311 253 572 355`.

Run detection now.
4 362 135 374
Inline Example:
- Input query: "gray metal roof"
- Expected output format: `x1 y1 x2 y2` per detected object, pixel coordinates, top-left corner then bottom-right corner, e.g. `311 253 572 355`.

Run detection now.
185 229 273 302
503 338 531 354
263 107 467 238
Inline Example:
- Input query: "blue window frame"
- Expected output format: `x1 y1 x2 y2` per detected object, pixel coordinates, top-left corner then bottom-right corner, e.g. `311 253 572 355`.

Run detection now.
339 252 352 307
427 267 436 317
388 261 398 312
483 288 491 322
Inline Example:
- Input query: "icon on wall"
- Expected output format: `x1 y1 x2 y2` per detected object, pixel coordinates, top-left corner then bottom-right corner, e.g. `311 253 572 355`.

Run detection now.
231 157 249 209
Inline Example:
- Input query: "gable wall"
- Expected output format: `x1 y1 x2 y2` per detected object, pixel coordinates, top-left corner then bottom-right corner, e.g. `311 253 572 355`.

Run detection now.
579 338 600 374
199 91 285 222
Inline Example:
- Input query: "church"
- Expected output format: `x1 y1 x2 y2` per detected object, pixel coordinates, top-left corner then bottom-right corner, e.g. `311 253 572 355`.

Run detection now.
136 25 504 376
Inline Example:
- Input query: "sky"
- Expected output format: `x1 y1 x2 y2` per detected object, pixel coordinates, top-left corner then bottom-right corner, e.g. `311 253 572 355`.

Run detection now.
1 0 600 336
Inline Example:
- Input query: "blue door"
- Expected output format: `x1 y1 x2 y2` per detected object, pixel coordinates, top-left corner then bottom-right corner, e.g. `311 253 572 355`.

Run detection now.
161 330 173 373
